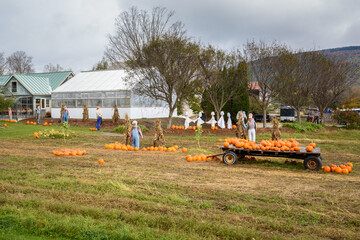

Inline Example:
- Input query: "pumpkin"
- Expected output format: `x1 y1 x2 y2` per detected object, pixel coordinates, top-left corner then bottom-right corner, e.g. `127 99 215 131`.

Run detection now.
182 148 188 153
335 167 342 173
98 158 104 164
342 168 349 174
3 124 7 127
232 125 236 129
142 148 147 151
49 123 52 126
211 126 215 130
26 121 30 124
345 166 352 173
134 147 139 151
305 146 313 152
223 142 230 148
346 162 353 168
324 166 331 172
309 142 316 148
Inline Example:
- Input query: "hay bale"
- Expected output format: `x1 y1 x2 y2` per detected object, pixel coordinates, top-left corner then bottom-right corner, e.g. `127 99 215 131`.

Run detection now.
124 113 132 145
272 118 281 141
82 104 89 121
153 119 165 147
235 118 246 139
112 104 120 123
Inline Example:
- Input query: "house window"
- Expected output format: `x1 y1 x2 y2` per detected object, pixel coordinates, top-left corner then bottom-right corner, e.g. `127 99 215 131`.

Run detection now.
11 82 17 93
46 99 50 108
41 99 46 109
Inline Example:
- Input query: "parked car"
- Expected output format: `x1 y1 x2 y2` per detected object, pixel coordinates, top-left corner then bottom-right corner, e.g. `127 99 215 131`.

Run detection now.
254 114 270 122
280 106 296 122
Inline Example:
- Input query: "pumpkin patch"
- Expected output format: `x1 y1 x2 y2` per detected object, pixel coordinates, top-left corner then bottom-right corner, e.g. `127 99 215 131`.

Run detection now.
322 162 354 174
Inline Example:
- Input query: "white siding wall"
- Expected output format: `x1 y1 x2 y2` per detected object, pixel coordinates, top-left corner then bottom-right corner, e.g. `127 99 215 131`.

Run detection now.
51 107 176 119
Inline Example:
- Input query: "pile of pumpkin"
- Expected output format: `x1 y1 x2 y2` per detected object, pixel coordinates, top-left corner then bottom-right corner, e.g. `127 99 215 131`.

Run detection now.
322 163 354 174
42 122 52 126
210 126 219 130
52 149 87 156
26 121 37 125
105 142 188 153
171 125 185 130
89 128 98 131
4 119 16 123
220 138 316 152
186 154 216 162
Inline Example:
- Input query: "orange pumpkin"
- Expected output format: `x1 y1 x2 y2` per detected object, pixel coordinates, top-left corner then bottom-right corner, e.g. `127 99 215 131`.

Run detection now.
223 142 230 148
324 166 331 172
309 142 316 148
342 168 349 174
346 163 353 168
335 167 342 173
142 148 147 151
98 158 104 164
182 148 188 153
305 146 313 152
134 147 139 151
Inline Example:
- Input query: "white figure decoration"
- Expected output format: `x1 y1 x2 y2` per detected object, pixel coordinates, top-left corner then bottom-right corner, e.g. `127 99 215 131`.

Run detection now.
183 112 193 129
196 112 204 127
217 111 226 129
227 112 232 129
206 111 217 128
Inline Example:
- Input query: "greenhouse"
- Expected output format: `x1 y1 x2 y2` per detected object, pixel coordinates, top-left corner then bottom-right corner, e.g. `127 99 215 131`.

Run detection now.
51 70 173 119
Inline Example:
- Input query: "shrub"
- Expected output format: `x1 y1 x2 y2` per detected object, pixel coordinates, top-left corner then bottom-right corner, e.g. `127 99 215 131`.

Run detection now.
114 124 149 133
282 122 324 132
333 111 360 129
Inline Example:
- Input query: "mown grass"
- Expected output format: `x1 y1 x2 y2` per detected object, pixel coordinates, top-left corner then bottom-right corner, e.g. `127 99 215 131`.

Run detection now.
0 121 359 239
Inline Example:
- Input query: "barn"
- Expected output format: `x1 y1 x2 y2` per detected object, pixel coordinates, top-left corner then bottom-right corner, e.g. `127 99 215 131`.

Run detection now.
51 70 174 119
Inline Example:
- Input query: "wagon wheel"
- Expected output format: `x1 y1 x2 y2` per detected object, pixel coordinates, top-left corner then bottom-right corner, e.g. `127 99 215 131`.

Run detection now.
303 156 322 170
222 152 238 165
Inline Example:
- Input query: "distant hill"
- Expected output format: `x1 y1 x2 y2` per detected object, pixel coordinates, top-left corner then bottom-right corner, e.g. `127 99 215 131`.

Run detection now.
319 46 360 84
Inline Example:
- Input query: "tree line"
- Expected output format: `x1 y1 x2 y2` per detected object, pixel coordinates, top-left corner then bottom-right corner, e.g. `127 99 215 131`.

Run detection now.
0 51 68 75
103 6 356 127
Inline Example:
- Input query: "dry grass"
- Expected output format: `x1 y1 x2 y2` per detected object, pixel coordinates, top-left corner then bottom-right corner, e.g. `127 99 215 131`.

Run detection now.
0 123 359 239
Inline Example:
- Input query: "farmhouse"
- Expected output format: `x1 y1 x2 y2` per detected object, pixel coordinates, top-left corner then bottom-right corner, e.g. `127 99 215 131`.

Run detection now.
51 69 174 119
0 71 74 119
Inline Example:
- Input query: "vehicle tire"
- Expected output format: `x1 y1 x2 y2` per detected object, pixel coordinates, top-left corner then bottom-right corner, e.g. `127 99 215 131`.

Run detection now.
303 156 322 170
223 151 238 165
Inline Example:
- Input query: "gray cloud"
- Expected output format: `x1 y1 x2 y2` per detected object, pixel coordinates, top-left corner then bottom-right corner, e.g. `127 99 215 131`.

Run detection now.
0 0 359 73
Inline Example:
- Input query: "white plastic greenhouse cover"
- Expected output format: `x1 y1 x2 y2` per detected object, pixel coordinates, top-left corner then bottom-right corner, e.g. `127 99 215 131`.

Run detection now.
52 70 134 93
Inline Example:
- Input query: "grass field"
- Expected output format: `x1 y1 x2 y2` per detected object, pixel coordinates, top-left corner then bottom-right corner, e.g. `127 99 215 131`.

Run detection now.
0 121 359 240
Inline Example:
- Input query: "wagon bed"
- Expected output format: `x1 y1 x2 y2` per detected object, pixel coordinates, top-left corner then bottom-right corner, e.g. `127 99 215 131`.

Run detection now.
220 145 323 170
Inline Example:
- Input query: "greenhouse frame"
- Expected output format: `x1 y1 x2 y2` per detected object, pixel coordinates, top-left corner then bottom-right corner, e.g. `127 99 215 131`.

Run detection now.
51 70 174 119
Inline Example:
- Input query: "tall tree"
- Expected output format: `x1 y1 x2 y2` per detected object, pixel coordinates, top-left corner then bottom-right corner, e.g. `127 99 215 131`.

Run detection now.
0 52 6 75
198 46 245 119
6 51 34 74
307 52 356 124
105 6 198 128
244 40 286 128
132 35 201 128
274 49 312 123
43 63 64 72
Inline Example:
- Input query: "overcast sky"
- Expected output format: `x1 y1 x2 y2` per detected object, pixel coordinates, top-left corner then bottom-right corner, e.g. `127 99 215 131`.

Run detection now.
1 0 359 73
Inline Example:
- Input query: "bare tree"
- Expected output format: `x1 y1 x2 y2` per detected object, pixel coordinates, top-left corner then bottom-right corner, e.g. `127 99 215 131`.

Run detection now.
6 51 34 74
244 40 286 128
0 52 6 75
198 45 247 119
92 57 109 71
274 49 313 123
43 63 64 72
105 6 184 68
307 52 356 124
105 6 199 128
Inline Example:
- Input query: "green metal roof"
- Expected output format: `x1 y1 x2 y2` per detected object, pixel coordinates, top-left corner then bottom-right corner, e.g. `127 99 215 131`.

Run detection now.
0 75 10 86
2 71 73 96
12 75 52 95
21 71 73 91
